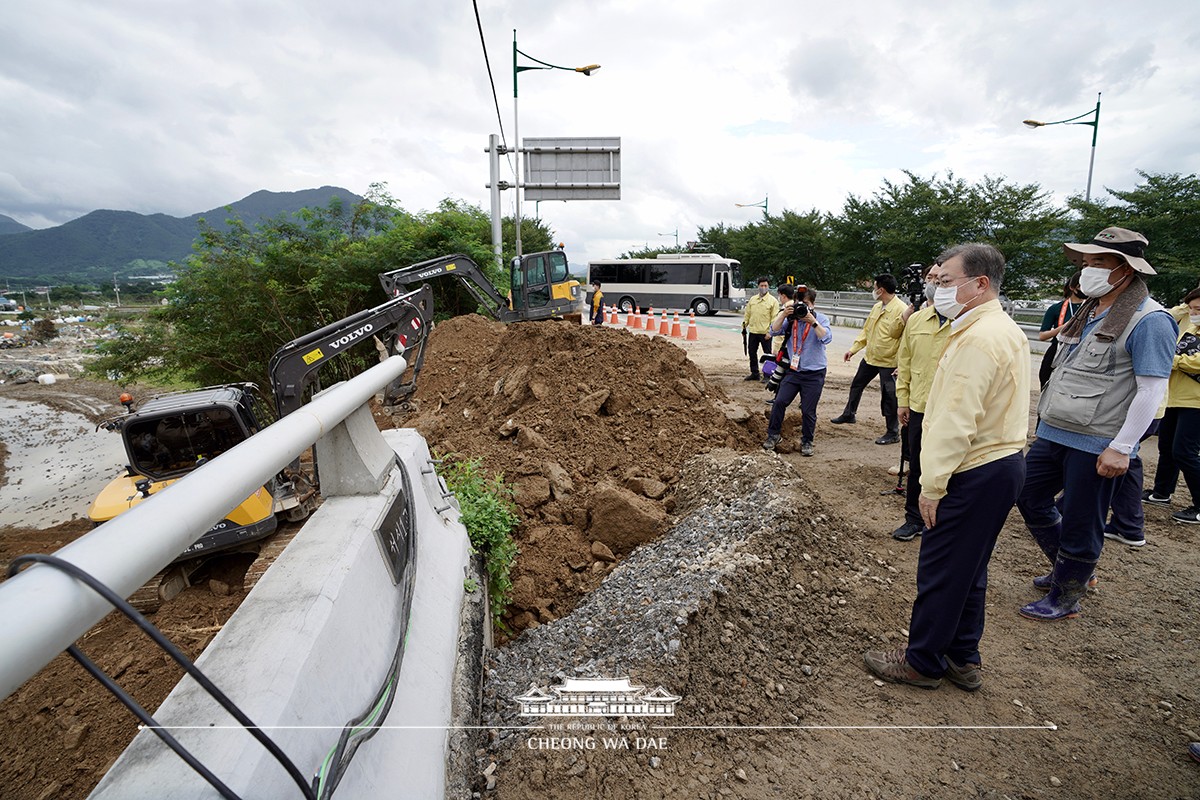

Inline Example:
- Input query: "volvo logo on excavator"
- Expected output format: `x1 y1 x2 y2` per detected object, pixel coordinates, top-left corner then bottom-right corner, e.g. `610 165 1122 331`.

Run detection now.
328 322 374 351
415 263 456 280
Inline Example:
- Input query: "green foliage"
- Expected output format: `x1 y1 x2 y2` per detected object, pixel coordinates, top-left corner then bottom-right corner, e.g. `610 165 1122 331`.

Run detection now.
1066 171 1200 305
441 456 520 626
826 171 1066 296
463 577 480 594
94 186 548 390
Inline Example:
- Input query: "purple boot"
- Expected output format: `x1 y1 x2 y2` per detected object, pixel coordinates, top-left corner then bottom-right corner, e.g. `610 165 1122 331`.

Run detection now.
1019 556 1097 621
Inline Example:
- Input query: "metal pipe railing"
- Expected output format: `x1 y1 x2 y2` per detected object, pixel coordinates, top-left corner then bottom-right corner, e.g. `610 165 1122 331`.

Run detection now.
0 355 408 701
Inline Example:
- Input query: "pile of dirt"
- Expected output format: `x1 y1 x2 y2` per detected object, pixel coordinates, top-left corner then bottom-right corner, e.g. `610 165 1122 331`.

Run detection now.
385 315 756 633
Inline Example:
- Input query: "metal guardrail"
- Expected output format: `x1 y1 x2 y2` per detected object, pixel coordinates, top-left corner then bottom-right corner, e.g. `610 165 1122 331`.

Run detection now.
819 294 1047 346
0 355 410 701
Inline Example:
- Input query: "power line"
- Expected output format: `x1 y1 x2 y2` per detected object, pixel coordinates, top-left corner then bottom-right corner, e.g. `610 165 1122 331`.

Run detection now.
471 0 515 179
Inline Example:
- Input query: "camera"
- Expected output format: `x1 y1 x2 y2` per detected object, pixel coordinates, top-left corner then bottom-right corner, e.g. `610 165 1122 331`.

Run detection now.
789 284 811 321
903 263 926 309
762 353 788 394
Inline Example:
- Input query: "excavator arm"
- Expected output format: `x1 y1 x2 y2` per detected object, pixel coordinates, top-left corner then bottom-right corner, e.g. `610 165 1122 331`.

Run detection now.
379 253 517 322
267 284 434 418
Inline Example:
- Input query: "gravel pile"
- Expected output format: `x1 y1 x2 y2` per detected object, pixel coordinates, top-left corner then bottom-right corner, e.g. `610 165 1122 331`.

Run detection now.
481 448 808 731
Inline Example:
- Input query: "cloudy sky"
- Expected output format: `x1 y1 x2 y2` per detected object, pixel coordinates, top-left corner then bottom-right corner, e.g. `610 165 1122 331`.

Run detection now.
3 0 1199 265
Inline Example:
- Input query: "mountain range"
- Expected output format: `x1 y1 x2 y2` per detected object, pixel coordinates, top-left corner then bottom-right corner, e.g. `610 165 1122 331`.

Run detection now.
0 186 363 284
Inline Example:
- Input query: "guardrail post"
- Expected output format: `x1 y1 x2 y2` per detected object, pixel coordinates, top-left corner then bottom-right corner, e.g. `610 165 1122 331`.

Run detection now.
314 397 397 496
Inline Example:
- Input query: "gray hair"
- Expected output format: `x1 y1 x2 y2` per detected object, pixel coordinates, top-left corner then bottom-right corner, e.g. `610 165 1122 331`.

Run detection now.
937 243 1005 289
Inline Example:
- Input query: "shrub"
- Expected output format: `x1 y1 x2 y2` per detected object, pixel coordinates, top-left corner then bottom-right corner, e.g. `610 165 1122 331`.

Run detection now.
441 455 520 627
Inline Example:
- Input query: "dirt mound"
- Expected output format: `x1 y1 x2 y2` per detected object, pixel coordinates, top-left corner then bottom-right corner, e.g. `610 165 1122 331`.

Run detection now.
385 316 756 632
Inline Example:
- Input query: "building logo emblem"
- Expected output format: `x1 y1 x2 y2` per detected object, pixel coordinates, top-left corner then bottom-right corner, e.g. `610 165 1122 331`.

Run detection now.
515 677 680 717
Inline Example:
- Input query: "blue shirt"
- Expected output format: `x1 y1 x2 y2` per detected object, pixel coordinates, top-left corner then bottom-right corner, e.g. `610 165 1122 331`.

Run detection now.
1036 298 1178 455
769 309 833 372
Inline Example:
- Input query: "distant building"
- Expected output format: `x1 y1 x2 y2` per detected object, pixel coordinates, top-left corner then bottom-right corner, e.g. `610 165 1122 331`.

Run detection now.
515 677 680 717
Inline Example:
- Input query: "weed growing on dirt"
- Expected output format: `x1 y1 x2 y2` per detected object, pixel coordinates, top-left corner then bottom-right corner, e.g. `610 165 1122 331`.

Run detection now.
442 455 519 626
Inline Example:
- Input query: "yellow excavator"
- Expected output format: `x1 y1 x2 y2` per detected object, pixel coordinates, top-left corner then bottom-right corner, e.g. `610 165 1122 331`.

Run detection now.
379 248 585 321
87 286 433 608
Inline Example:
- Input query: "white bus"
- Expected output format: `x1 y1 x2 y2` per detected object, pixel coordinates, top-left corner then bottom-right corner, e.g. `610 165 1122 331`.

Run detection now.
586 253 747 315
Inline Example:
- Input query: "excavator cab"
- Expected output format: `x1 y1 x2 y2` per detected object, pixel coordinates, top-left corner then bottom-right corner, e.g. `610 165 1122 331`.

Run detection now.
510 249 576 314
380 250 584 323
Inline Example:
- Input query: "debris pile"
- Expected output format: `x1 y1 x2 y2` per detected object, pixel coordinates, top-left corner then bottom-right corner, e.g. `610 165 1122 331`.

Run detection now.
390 315 756 631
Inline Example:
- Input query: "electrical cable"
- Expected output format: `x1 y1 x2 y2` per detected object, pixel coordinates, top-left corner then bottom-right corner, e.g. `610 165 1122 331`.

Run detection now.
310 458 418 799
470 0 508 161
7 554 316 800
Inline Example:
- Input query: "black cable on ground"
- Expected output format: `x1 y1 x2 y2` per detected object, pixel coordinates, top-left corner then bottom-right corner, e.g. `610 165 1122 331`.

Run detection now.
312 459 418 799
7 553 316 800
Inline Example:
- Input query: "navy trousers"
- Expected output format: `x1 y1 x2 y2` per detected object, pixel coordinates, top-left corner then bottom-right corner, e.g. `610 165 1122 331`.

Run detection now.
903 411 926 527
767 368 826 445
906 453 1024 677
1103 419 1159 538
1151 407 1200 508
748 334 771 378
1017 438 1115 563
842 360 898 431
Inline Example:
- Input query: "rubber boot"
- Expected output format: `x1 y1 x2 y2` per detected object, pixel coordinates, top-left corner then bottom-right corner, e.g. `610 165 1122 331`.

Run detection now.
1033 571 1098 592
1019 556 1097 621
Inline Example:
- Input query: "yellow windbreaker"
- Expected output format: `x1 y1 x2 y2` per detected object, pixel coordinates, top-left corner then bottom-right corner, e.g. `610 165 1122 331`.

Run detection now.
849 297 906 367
742 292 780 334
896 306 952 414
1168 321 1200 409
919 299 1030 500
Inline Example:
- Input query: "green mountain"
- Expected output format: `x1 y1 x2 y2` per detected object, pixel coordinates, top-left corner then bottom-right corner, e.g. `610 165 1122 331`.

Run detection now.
0 214 31 235
0 186 363 283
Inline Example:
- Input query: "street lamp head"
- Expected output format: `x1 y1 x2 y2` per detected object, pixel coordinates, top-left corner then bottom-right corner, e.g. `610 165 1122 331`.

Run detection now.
575 64 601 76
1023 119 1045 128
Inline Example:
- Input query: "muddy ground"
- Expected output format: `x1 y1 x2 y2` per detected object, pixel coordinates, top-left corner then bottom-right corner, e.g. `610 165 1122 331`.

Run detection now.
1 315 1198 799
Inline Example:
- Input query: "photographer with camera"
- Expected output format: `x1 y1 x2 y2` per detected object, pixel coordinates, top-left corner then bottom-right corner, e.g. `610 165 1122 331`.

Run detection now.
762 284 833 456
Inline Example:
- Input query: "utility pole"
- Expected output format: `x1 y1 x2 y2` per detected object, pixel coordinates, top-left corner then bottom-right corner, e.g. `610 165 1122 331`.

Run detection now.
113 273 121 308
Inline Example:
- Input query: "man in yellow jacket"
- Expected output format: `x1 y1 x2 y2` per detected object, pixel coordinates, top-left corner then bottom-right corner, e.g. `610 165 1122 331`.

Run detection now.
864 243 1029 690
831 273 907 444
742 276 780 381
890 263 953 541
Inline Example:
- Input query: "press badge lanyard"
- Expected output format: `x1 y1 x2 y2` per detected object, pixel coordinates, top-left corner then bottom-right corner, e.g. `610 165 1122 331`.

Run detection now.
789 320 812 369
1058 301 1076 326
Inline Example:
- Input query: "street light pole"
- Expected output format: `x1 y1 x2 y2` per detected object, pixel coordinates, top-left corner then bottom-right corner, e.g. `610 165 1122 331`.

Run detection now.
735 194 769 219
659 229 679 249
1023 92 1101 203
512 30 600 260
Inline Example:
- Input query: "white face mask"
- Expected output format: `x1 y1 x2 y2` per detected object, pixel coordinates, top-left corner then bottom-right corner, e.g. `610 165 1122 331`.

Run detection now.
934 277 983 318
924 281 937 301
1079 266 1118 298
1189 314 1200 327
758 286 768 296
872 288 881 301
933 285 964 318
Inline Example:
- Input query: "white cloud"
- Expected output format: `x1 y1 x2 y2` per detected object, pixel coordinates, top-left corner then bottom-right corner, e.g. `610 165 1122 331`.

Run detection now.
1 0 1198 267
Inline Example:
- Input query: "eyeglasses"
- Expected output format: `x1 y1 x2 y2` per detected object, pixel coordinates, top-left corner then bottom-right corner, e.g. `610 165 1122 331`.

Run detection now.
930 275 976 289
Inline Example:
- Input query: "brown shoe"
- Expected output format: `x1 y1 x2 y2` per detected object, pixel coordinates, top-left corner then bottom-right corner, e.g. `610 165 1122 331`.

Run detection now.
945 658 982 692
863 648 941 689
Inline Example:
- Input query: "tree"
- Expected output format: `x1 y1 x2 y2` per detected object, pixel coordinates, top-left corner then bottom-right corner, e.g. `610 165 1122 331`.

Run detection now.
1066 172 1200 305
827 171 1066 296
90 189 550 389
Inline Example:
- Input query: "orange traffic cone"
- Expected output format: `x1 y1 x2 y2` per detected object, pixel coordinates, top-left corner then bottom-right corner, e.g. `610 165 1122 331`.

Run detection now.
645 307 654 331
625 306 636 328
658 309 670 335
610 305 619 324
631 306 642 330
670 311 682 337
686 310 699 340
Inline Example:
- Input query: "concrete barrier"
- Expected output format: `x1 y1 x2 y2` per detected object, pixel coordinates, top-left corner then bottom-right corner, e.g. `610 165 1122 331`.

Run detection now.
90 428 474 799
